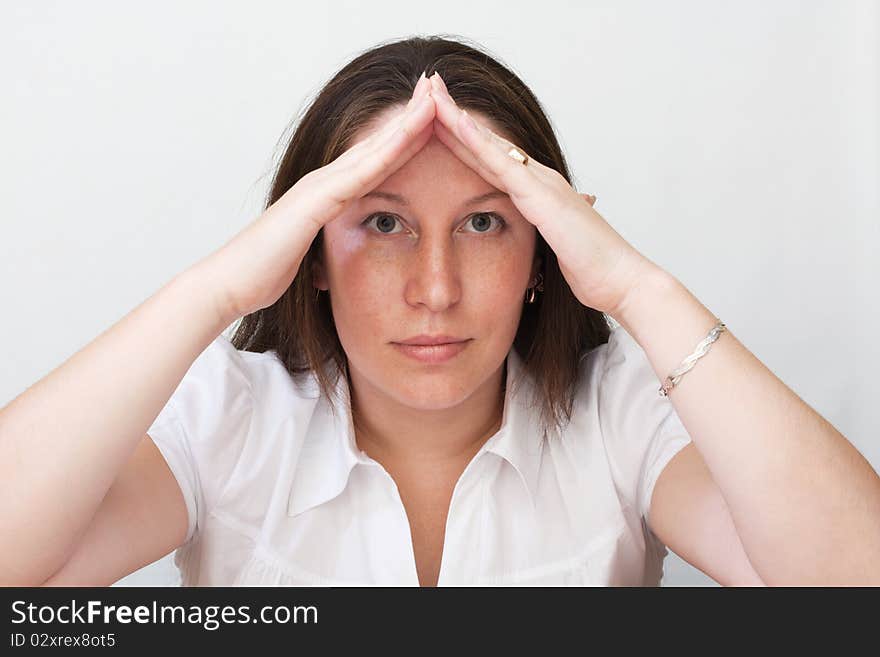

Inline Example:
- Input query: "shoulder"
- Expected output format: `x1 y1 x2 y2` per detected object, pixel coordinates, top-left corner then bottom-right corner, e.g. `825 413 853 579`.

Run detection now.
588 323 668 428
182 332 321 406
569 323 645 408
563 325 691 510
173 333 255 404
582 324 681 454
155 333 324 471
577 322 644 374
157 333 329 495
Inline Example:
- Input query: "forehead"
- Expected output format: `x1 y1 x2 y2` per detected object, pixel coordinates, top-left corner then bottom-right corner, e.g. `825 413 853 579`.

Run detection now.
351 102 509 146
350 104 508 196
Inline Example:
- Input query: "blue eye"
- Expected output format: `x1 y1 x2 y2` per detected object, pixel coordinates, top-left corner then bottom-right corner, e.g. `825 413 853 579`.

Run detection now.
363 213 405 235
362 212 506 236
462 212 506 233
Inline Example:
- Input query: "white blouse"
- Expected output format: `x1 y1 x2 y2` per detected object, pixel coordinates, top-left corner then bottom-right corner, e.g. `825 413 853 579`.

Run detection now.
147 324 693 586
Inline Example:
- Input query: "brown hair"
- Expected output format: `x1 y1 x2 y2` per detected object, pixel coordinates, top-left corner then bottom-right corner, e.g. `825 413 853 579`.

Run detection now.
230 34 611 440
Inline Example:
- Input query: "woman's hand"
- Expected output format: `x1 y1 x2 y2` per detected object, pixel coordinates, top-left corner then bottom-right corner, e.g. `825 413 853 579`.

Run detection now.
200 73 440 321
426 72 659 318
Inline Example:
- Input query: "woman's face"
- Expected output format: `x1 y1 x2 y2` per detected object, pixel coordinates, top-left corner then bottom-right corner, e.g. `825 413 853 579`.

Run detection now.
313 105 541 412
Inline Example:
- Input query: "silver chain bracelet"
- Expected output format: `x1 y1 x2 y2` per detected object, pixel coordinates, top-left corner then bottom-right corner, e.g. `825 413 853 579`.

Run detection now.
658 320 727 397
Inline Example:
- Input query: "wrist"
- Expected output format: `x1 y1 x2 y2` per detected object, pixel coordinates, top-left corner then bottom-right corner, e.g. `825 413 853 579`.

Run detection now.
610 264 720 372
608 263 680 332
174 261 239 335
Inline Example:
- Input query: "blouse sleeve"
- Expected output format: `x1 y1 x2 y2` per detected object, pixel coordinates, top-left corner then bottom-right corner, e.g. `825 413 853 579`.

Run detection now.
146 334 254 545
597 325 693 530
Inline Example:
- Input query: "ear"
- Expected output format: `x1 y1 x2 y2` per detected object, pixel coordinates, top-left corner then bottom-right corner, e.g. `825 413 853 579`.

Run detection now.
531 255 543 283
311 255 328 291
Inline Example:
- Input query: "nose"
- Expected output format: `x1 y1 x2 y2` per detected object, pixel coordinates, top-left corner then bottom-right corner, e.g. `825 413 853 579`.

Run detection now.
402 236 463 311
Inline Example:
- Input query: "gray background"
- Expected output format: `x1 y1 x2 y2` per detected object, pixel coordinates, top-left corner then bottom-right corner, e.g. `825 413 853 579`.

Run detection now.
2 0 877 587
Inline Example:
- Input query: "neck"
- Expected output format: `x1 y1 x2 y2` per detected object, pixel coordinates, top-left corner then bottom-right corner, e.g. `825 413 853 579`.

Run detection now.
349 361 507 473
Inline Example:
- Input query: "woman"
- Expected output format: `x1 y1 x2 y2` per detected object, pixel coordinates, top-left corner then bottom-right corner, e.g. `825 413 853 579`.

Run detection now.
2 35 878 587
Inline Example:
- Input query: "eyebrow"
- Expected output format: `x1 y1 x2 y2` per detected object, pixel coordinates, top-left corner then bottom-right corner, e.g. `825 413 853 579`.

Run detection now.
362 190 509 207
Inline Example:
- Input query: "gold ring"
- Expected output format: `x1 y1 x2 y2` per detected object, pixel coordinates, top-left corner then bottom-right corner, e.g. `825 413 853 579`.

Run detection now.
507 146 529 166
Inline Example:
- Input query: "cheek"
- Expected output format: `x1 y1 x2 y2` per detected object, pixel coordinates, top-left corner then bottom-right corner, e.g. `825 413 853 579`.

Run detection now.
465 246 528 300
323 229 400 312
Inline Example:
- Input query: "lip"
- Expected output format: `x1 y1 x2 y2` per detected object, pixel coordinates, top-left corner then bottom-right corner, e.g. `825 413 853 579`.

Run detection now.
391 339 472 364
395 334 468 346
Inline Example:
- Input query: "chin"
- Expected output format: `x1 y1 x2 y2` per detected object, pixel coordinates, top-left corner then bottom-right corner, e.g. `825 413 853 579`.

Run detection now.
386 377 474 411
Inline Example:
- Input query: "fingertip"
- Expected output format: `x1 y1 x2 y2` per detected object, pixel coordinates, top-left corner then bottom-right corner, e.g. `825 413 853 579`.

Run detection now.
413 74 428 98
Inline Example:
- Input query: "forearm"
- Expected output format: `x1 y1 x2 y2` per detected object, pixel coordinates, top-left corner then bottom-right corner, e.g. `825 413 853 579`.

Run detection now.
0 261 233 585
611 267 880 585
